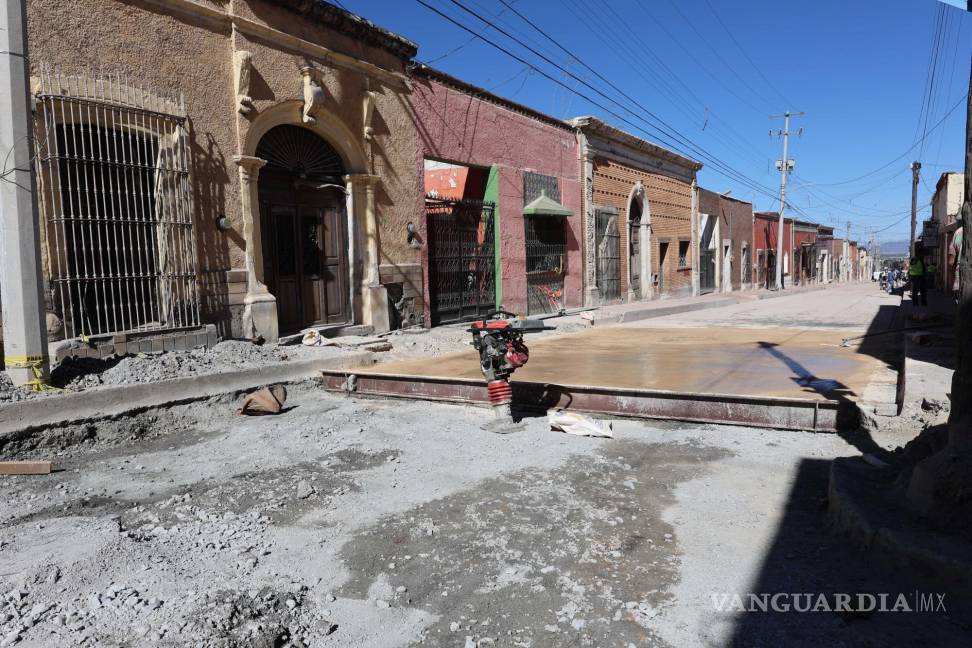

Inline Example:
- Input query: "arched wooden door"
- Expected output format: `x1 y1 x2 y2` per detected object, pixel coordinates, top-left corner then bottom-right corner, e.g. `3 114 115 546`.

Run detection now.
256 125 349 333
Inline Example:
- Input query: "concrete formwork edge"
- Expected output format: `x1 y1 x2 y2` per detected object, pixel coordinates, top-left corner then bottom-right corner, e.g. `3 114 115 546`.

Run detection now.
0 352 375 440
321 370 840 432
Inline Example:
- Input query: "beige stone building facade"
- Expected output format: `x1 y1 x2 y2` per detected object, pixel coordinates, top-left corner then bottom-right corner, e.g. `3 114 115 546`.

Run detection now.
26 0 423 349
571 117 701 305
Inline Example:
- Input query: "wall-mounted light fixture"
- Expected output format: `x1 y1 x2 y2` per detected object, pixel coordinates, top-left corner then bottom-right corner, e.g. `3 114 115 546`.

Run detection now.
406 222 421 249
216 213 231 231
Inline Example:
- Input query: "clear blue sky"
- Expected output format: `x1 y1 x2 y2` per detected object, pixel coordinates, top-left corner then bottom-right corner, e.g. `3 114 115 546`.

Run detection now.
340 0 970 244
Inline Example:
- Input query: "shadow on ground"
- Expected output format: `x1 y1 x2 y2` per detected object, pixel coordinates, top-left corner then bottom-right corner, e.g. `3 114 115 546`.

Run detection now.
725 458 969 647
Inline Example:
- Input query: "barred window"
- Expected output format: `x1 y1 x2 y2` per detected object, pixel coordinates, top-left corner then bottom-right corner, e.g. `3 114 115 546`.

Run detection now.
34 70 199 339
678 241 689 268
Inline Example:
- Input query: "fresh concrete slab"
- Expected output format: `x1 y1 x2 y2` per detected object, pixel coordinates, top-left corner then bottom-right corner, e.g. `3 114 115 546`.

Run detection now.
350 326 891 404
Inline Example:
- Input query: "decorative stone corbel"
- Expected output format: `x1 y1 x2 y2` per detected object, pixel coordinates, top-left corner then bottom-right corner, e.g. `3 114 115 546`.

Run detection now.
234 50 254 115
363 87 377 142
300 66 325 125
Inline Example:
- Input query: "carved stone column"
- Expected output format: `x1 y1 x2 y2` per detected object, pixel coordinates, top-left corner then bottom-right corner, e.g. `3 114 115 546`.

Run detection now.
690 178 700 296
346 173 390 333
580 135 600 307
234 154 278 342
640 219 652 300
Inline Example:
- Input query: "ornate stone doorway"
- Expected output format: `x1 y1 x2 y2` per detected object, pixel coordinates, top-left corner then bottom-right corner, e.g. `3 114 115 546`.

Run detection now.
255 125 349 333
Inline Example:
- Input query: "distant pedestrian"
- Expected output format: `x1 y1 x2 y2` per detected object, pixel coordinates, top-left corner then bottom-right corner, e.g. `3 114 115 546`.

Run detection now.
909 257 927 306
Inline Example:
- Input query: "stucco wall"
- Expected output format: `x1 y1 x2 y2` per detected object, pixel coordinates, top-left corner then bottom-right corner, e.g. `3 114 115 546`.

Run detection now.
26 0 421 335
793 227 818 284
410 73 582 318
933 173 965 227
698 189 752 292
753 213 793 287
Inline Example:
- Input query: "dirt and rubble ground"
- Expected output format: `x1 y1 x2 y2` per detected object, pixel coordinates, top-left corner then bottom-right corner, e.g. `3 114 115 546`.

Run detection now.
0 317 589 404
2 385 968 647
1 284 966 647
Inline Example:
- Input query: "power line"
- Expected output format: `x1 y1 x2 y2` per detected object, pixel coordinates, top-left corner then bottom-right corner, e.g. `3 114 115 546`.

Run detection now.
873 206 930 235
912 4 944 147
931 12 966 164
592 0 773 163
422 1 516 65
664 0 779 113
510 0 772 168
918 4 948 159
701 0 793 108
797 91 967 187
630 0 772 117
416 0 784 204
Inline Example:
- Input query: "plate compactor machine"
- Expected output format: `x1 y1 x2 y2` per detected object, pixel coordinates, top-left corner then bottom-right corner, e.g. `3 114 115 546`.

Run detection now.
467 310 554 427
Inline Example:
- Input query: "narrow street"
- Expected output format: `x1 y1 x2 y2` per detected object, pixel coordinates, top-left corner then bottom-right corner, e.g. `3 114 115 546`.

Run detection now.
632 282 899 331
337 283 901 431
0 1 969 647
1 285 965 647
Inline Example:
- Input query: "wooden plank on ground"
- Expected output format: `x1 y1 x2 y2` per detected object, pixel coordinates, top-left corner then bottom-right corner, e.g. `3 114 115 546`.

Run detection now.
0 461 52 475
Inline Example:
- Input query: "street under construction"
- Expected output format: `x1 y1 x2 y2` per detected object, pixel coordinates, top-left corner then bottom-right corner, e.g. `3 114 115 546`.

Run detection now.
323 321 896 432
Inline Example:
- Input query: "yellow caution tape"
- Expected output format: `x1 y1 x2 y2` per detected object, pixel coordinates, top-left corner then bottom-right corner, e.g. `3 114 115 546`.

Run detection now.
3 354 62 393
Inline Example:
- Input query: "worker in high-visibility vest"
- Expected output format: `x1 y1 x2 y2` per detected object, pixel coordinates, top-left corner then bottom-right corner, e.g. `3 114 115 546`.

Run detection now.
909 256 927 307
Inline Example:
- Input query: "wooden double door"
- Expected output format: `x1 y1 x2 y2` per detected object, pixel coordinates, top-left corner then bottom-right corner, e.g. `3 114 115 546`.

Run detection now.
259 170 349 333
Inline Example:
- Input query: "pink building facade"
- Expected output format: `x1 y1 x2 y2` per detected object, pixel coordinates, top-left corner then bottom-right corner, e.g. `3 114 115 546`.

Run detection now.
410 66 582 322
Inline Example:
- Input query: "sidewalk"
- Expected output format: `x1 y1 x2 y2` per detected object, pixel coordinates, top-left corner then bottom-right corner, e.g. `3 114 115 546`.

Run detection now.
588 280 847 325
827 288 970 596
900 289 956 416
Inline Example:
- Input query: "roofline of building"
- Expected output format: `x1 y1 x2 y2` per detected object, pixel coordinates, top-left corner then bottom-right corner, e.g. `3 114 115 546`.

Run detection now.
698 187 753 207
935 170 964 193
568 116 703 171
410 65 575 132
754 211 795 223
263 0 418 60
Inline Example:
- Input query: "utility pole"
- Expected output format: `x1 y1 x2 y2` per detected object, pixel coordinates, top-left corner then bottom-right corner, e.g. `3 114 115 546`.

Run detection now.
846 221 852 282
910 161 921 259
771 111 802 290
0 0 50 387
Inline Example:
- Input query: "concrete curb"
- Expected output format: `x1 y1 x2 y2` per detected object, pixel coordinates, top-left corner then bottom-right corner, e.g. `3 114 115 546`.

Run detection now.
827 457 972 593
753 282 834 300
0 351 374 439
590 281 856 326
592 297 737 325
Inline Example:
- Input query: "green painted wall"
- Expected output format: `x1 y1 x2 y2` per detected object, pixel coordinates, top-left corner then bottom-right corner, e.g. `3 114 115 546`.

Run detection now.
484 165 501 308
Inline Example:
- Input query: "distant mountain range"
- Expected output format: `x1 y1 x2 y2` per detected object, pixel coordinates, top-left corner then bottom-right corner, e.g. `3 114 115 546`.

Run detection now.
879 240 910 256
